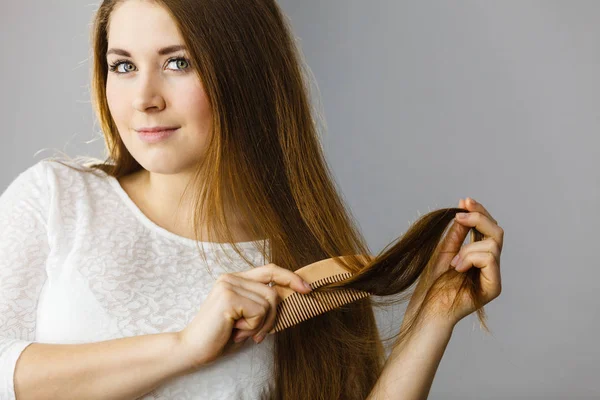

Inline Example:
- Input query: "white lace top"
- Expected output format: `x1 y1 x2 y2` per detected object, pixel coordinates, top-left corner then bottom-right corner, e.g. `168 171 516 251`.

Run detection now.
0 159 274 399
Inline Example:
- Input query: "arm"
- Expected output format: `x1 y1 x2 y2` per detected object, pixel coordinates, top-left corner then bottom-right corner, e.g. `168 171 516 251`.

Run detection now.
14 332 194 400
367 316 455 400
0 162 192 399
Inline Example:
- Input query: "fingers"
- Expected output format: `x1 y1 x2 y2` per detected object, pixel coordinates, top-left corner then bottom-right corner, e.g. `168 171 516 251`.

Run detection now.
233 263 312 294
450 250 502 300
461 197 498 225
219 274 280 342
438 217 470 255
428 200 471 275
227 284 272 331
454 209 504 251
452 198 503 302
450 238 501 271
215 279 272 343
217 263 311 345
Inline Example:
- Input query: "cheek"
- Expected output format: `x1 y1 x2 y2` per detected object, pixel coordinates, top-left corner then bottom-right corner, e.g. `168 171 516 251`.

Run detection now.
105 84 129 126
177 80 212 126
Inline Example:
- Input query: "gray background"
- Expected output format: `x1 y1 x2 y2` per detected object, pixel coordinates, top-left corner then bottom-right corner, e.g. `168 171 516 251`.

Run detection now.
1 1 597 399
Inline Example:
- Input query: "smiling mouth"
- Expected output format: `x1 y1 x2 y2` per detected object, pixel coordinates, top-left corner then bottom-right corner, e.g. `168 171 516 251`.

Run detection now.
136 128 179 143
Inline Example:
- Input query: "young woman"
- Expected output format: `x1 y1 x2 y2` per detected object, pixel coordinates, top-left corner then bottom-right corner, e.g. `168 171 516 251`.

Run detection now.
0 1 504 399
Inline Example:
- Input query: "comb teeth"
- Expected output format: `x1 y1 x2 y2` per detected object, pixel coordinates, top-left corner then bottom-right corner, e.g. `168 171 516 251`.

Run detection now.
271 272 370 333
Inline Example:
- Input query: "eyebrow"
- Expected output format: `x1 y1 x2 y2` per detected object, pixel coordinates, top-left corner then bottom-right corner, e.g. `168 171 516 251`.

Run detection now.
106 44 187 57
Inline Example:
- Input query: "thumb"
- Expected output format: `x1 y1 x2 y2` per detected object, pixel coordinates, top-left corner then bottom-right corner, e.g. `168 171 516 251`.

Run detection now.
432 198 471 270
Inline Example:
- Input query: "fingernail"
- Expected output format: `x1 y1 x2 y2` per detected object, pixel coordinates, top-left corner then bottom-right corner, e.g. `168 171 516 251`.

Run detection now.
254 333 265 343
303 281 312 291
234 335 246 343
469 198 477 205
456 212 468 218
455 260 463 271
451 254 460 266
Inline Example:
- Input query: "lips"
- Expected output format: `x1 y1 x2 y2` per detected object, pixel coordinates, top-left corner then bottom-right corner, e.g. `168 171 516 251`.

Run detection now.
136 128 179 144
136 126 180 133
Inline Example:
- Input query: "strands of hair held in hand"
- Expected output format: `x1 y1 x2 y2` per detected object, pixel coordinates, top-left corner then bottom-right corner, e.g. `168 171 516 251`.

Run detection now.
271 207 487 341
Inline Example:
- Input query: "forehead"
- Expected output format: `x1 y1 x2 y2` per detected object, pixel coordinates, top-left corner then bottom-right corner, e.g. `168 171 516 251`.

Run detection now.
107 0 183 49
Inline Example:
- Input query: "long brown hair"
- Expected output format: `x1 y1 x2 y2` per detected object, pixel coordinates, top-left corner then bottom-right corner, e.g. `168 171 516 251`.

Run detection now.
48 0 490 398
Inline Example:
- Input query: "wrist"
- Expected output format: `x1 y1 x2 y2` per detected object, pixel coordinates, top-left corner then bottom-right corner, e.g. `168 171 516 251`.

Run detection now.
415 310 457 334
168 331 201 377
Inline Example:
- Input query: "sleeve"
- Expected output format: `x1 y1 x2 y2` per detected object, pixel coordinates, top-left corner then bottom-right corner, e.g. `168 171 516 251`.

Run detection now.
0 161 51 399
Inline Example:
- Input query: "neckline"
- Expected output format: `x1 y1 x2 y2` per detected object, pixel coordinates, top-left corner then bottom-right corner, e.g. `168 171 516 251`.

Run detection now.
105 173 268 251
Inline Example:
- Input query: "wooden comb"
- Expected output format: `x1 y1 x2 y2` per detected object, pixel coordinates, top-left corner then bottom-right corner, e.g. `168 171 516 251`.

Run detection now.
268 254 374 334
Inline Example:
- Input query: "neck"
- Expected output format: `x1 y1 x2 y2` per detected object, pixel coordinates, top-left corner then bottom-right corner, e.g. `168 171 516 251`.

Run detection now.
122 168 258 243
140 168 196 218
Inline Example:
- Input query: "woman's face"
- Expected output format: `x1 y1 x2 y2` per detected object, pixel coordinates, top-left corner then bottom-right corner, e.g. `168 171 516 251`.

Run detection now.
106 0 212 175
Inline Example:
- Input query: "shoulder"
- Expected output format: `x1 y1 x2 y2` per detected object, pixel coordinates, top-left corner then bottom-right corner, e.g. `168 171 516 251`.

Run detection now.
4 159 49 192
41 156 108 178
0 158 66 206
25 157 115 207
37 156 111 188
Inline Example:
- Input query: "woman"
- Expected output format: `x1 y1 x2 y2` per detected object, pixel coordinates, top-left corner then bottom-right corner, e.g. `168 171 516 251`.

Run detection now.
0 0 504 399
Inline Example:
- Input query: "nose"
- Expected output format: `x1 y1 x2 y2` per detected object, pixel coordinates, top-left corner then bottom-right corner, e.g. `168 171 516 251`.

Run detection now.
132 72 166 112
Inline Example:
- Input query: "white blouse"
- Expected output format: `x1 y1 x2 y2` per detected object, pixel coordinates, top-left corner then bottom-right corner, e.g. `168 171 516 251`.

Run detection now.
0 158 274 399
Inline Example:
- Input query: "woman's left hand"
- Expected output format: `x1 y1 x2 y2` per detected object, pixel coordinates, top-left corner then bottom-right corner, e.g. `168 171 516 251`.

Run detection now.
404 197 504 328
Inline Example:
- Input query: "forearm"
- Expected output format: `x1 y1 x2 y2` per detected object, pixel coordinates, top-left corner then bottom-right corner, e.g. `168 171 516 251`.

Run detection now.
367 317 455 400
14 332 194 400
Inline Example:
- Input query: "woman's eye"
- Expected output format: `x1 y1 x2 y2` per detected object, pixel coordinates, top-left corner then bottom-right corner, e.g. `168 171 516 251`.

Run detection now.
167 58 190 71
108 57 190 74
116 62 135 73
108 60 135 74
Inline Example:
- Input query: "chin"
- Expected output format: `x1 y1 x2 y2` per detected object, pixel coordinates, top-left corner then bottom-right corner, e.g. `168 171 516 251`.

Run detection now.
137 158 199 176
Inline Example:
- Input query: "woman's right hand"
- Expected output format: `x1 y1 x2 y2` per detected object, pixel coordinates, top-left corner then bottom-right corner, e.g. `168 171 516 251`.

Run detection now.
175 263 313 370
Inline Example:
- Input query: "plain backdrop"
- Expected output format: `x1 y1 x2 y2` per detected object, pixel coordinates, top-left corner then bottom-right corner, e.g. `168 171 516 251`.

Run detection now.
1 1 598 399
